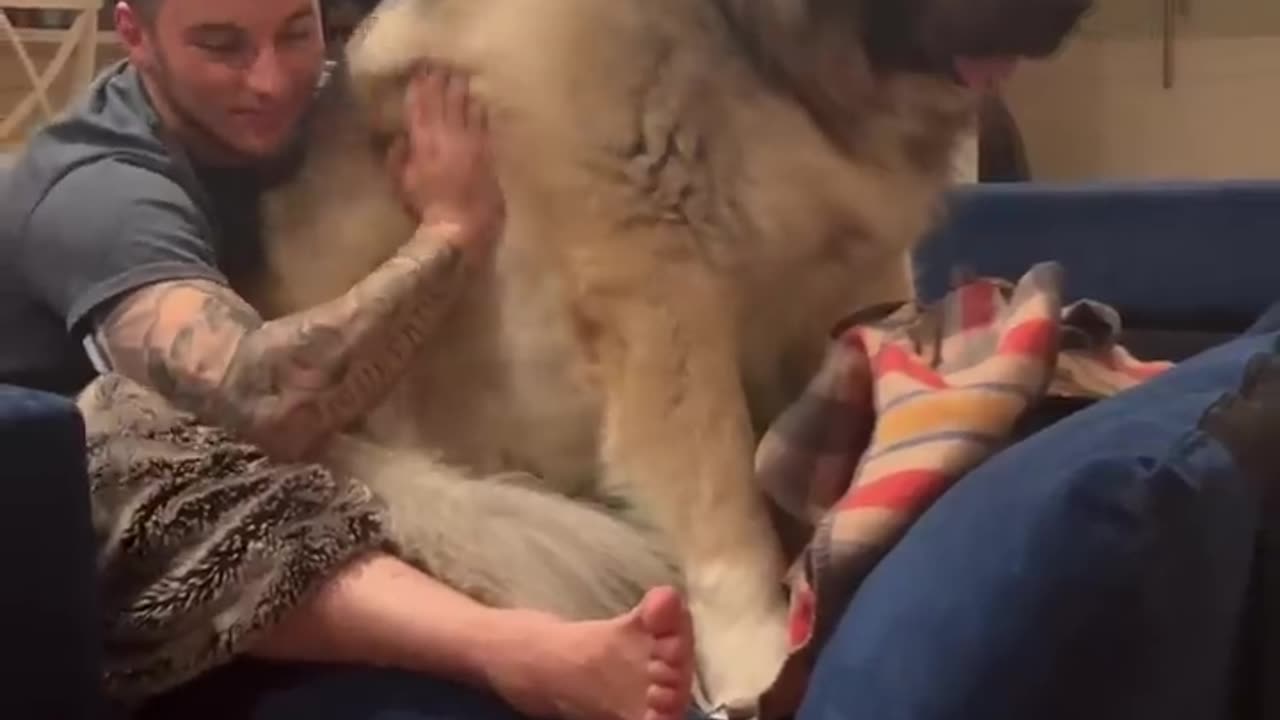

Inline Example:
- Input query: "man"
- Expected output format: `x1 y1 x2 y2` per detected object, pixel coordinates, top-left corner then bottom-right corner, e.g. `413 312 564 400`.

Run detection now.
0 1 693 719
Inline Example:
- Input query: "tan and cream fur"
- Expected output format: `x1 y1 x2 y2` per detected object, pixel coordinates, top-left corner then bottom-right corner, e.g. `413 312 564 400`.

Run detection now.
245 0 1089 711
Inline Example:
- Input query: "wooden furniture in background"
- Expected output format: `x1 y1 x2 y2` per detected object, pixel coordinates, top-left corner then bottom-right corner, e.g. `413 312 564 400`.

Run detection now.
0 0 115 148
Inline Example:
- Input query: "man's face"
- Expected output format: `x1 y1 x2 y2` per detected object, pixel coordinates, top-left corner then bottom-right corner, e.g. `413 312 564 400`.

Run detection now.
121 0 326 162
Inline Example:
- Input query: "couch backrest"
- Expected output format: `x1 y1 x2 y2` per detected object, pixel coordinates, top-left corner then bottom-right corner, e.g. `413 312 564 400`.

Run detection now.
917 180 1280 334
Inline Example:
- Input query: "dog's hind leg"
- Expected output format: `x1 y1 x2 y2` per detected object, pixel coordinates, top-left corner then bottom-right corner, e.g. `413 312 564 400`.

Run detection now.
323 435 682 622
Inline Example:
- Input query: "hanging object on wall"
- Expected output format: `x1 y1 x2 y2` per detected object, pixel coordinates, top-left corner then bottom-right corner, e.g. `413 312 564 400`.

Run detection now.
1163 0 1194 89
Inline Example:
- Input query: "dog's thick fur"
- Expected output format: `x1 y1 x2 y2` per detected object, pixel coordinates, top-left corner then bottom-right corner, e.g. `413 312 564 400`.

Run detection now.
246 0 1089 711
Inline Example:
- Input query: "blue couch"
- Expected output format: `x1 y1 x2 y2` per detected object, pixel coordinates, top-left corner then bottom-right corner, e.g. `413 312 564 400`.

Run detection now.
799 180 1280 720
4 179 1277 719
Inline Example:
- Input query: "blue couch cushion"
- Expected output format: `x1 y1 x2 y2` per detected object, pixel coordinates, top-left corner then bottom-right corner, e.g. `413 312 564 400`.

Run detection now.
797 327 1277 720
0 384 104 720
917 181 1280 331
137 662 532 720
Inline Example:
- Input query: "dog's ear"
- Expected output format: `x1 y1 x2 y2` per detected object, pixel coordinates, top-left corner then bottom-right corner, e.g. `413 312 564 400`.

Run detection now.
720 0 876 139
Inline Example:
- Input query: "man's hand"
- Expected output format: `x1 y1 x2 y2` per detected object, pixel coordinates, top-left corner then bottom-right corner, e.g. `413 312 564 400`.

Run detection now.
387 64 505 260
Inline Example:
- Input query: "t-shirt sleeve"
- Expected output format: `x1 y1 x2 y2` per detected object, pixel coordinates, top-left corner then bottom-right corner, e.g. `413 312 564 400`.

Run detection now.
21 159 231 336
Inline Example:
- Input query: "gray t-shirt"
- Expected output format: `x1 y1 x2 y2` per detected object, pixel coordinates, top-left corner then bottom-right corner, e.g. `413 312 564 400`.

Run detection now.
0 60 296 395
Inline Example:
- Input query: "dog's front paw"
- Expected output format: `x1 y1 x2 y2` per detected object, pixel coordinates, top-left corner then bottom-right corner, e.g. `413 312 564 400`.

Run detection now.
687 572 791 718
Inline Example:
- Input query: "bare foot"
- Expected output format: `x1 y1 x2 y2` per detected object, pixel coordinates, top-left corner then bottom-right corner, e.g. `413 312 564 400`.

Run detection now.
637 586 695 720
486 586 695 720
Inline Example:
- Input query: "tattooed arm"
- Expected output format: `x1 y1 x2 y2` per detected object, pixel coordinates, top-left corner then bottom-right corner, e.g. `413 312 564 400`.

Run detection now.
91 225 471 460
91 63 502 460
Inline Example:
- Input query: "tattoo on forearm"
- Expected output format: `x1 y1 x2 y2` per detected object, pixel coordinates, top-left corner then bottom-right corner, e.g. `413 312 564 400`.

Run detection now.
240 246 467 441
97 235 468 458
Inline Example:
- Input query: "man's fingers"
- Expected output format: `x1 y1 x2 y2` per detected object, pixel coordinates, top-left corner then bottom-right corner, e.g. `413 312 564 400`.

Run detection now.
384 134 408 177
420 66 446 127
404 64 443 127
383 134 420 214
405 61 480 130
464 86 487 131
443 69 469 126
403 71 427 150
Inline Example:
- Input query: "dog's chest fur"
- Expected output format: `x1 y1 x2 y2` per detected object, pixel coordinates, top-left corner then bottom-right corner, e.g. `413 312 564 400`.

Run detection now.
255 0 971 494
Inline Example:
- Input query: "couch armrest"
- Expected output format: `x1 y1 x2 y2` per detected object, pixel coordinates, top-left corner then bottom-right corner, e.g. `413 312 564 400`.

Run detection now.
0 384 106 719
916 180 1280 334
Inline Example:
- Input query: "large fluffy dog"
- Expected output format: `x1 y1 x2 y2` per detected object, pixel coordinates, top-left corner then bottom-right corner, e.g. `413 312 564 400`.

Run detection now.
245 0 1090 712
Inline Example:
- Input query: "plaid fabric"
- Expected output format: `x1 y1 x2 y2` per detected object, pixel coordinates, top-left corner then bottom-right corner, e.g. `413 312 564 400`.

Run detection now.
749 262 1174 718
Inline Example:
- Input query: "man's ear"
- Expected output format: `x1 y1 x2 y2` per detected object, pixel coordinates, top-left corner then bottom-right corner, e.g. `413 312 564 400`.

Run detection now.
113 1 154 69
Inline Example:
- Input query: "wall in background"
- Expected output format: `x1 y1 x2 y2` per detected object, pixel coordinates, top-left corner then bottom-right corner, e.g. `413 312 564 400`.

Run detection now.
1001 0 1280 181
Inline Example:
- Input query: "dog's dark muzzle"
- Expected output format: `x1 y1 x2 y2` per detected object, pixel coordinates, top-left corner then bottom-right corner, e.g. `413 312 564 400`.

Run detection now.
915 0 1094 61
1016 0 1094 57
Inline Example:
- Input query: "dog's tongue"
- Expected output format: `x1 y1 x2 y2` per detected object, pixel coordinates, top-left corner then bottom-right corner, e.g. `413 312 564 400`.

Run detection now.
954 56 1019 92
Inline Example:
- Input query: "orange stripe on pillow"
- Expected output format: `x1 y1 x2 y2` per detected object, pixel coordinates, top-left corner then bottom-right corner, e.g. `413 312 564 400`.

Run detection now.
873 391 1026 446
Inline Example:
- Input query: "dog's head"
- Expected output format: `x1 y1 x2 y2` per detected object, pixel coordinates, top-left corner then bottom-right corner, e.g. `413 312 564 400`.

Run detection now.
722 0 1091 151
861 0 1093 90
